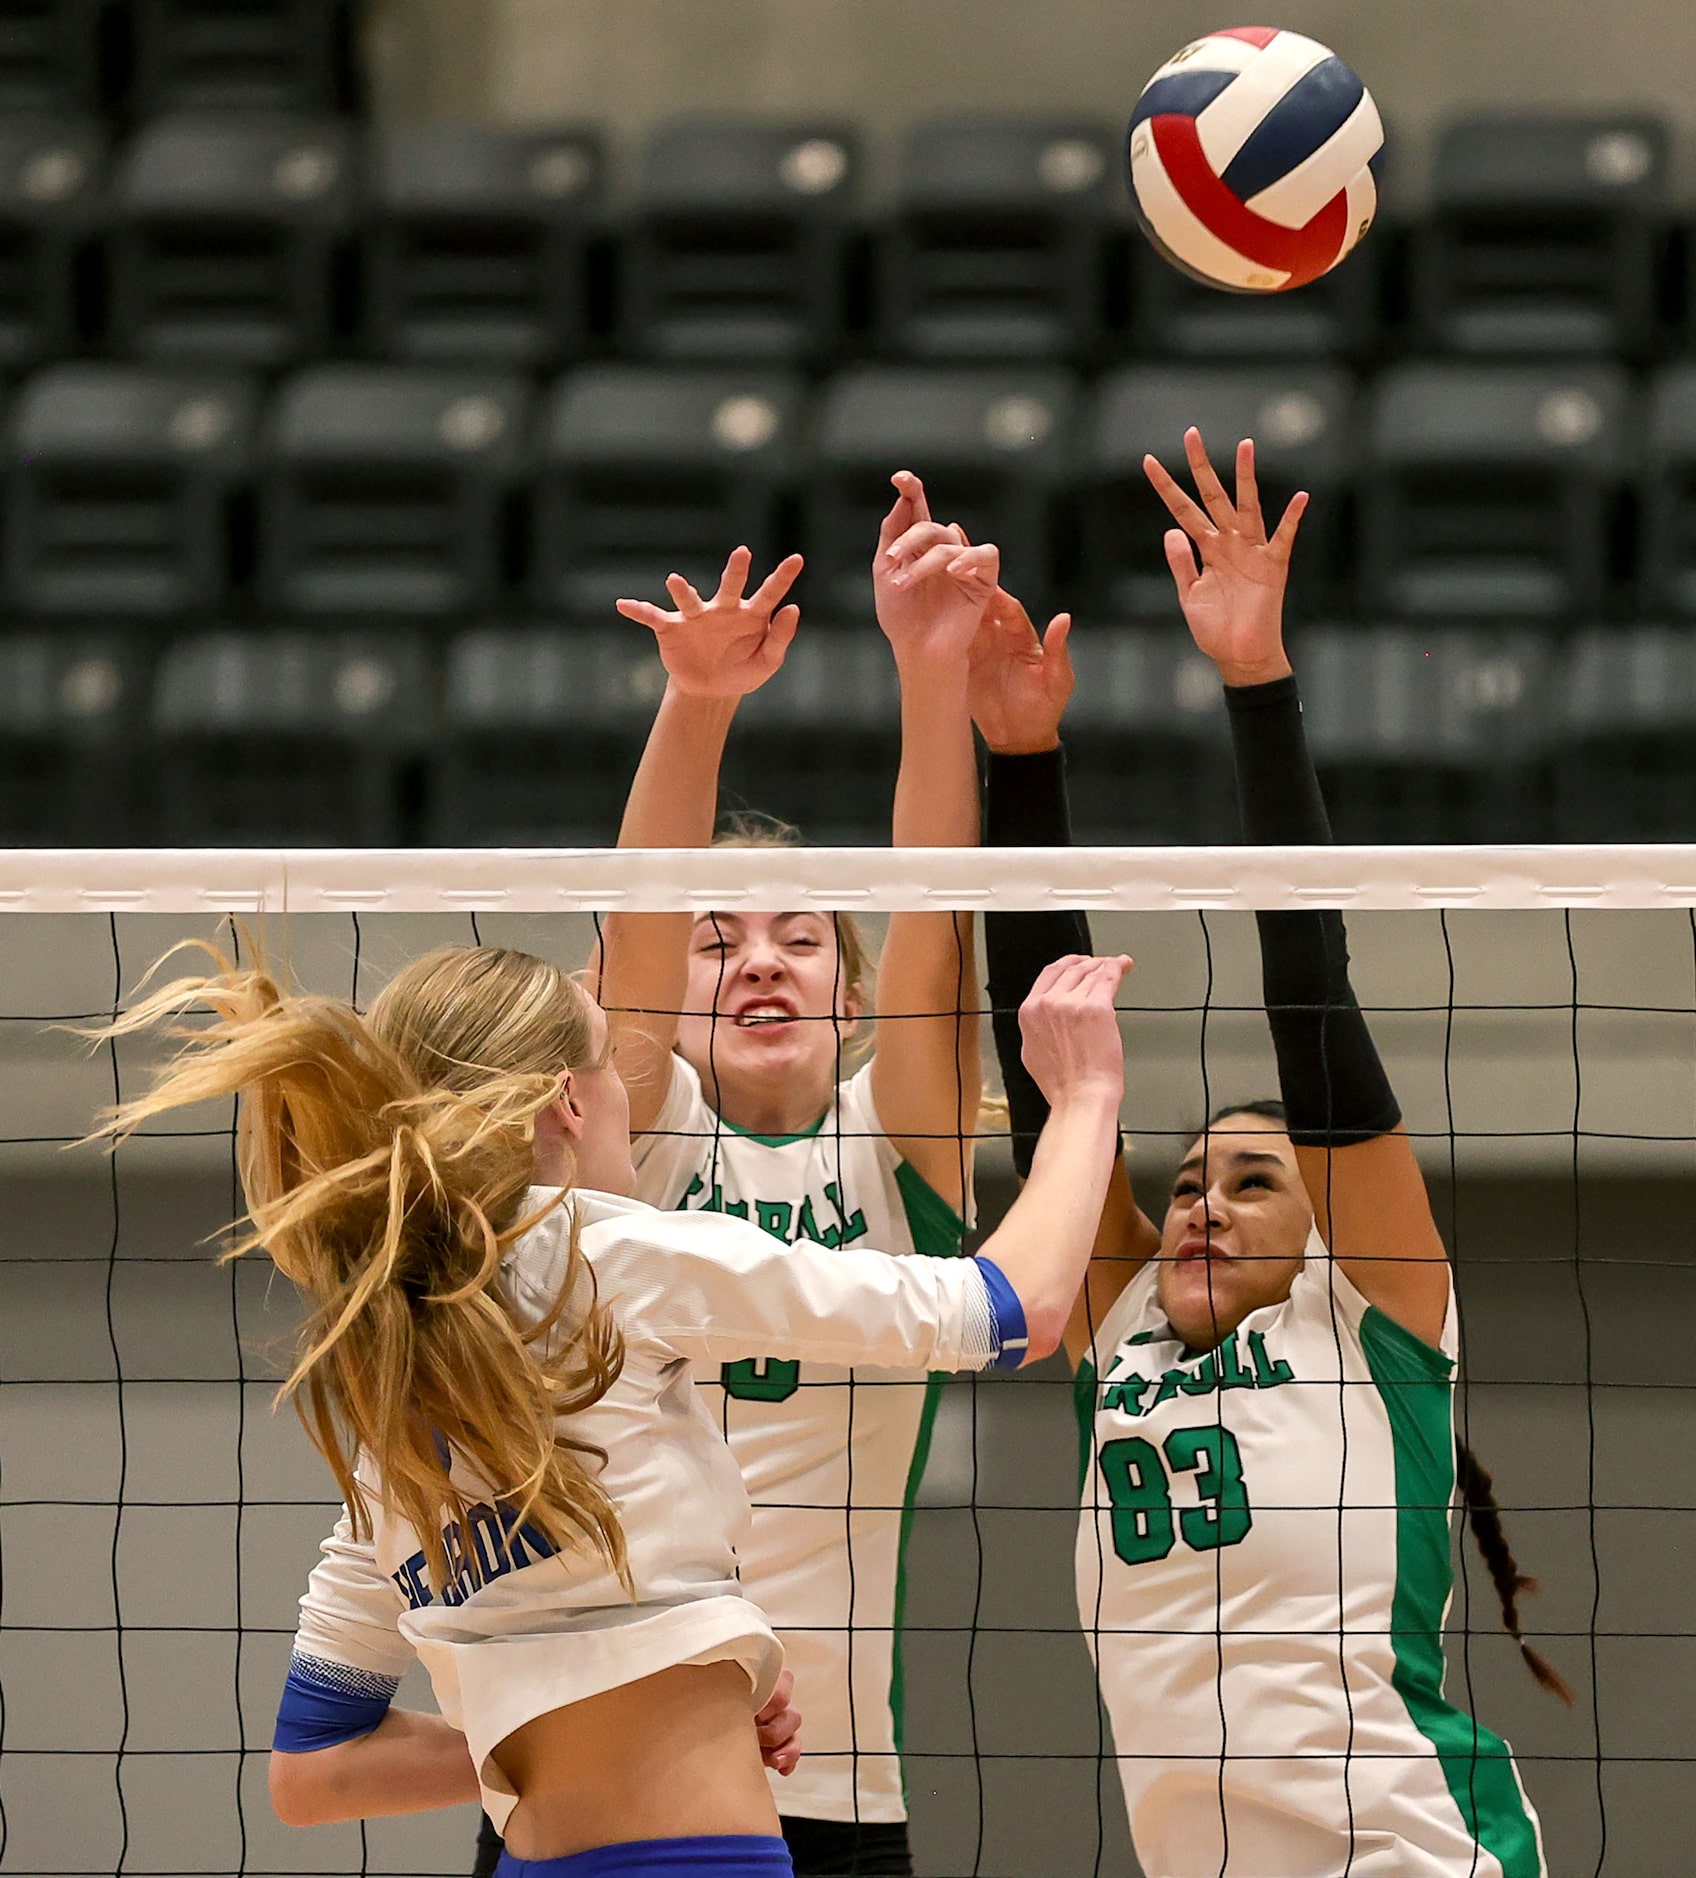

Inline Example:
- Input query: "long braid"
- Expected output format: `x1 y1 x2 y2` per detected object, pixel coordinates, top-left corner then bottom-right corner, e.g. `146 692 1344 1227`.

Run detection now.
1455 1439 1573 1705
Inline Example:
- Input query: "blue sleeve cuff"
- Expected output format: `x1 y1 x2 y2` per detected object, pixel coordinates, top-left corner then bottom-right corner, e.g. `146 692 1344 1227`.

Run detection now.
273 1653 399 1753
975 1255 1029 1370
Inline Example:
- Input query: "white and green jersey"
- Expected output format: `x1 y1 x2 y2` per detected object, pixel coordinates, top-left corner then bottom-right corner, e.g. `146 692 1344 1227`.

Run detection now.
1075 1236 1546 1878
634 1053 968 1825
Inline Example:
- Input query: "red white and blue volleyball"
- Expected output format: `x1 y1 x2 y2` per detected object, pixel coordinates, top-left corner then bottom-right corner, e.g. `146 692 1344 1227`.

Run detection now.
1127 27 1383 294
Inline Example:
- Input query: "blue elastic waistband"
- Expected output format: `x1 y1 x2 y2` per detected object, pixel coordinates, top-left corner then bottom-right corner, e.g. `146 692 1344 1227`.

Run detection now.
495 1836 793 1878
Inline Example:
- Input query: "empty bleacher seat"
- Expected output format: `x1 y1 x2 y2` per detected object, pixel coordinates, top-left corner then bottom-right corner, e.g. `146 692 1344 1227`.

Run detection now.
722 632 899 840
260 364 529 615
1411 115 1669 357
4 363 259 614
107 111 359 365
366 123 601 366
0 633 140 843
1554 626 1696 840
622 120 857 362
807 366 1075 619
1080 365 1355 618
533 365 802 619
150 628 429 844
129 0 358 113
0 113 104 367
1298 627 1548 842
879 120 1115 361
429 625 663 845
1361 362 1630 618
0 0 106 113
1059 628 1235 843
1640 366 1696 616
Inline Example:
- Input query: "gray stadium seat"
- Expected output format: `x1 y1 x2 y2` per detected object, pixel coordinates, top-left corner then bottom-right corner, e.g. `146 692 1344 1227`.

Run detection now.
1412 115 1669 357
107 111 359 365
1058 628 1236 844
1080 365 1355 619
430 626 668 845
1297 626 1550 842
129 0 358 113
260 364 530 616
622 120 857 362
721 631 900 841
532 365 802 620
4 363 260 615
879 120 1115 361
806 366 1075 619
0 633 141 843
0 113 104 368
1361 362 1630 618
150 628 430 844
1554 626 1696 840
0 0 106 113
366 124 601 366
1641 366 1696 616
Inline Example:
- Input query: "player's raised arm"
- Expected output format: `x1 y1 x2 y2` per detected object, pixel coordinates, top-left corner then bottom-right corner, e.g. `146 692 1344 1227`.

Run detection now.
866 471 997 1212
969 588 1161 1368
1147 426 1450 1347
599 547 803 1134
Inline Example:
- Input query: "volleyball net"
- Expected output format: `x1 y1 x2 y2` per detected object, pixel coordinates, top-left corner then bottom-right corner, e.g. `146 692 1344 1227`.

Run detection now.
3 845 1694 1878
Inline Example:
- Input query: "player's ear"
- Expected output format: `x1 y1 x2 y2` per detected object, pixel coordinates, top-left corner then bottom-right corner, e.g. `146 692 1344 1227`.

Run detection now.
550 1072 587 1141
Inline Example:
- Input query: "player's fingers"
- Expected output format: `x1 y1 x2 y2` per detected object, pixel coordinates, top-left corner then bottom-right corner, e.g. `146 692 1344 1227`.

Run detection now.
614 598 672 631
664 573 705 614
892 468 932 525
1163 529 1200 602
1184 427 1237 530
766 603 801 656
1235 437 1266 540
889 540 968 588
713 544 754 605
1026 953 1090 996
749 551 805 612
886 520 959 565
1042 612 1076 683
946 542 1000 587
1269 489 1310 562
1143 453 1216 540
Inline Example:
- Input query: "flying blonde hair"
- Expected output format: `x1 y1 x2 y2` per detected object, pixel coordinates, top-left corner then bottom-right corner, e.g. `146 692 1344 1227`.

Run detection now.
91 941 628 1595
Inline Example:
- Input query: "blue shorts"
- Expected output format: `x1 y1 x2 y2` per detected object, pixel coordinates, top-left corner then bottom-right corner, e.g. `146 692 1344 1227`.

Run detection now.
495 1837 794 1878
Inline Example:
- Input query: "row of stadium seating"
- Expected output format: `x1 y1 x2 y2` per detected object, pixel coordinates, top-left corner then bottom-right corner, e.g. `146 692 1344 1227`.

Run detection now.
2 108 1695 368
1 357 1693 622
7 621 1694 848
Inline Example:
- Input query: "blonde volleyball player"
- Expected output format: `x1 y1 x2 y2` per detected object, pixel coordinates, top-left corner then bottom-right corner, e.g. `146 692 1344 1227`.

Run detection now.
976 431 1567 1877
97 939 1129 1878
573 476 996 1878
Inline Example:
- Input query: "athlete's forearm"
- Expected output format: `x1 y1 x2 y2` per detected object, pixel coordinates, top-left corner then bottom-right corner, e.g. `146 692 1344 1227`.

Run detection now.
269 1708 479 1827
618 683 739 850
892 652 976 849
977 1084 1122 1361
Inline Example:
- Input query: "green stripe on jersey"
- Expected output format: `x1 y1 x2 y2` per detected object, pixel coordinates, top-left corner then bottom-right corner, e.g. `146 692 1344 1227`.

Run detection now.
889 1160 965 1803
1361 1304 1543 1878
1073 1357 1097 1497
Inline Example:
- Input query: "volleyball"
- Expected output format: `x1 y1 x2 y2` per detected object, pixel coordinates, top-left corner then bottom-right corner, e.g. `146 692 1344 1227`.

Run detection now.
1127 26 1383 294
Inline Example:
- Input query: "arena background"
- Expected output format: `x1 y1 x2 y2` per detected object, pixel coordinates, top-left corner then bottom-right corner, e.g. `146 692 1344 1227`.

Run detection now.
3 3 1696 1875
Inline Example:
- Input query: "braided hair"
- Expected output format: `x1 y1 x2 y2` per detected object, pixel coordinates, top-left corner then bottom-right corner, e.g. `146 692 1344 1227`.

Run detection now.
1455 1439 1573 1704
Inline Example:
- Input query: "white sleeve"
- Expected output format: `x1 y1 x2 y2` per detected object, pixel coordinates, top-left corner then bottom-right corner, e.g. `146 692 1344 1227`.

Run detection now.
273 1507 417 1752
630 1053 714 1208
583 1207 1008 1372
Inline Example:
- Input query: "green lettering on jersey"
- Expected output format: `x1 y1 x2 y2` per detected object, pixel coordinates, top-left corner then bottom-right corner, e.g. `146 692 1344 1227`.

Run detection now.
1100 1333 1295 1420
1247 1329 1294 1387
1177 1352 1219 1396
722 1356 800 1402
825 1180 868 1246
1217 1332 1256 1392
755 1200 794 1241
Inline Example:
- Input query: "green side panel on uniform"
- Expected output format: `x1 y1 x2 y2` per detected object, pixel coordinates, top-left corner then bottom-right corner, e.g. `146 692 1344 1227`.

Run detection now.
1361 1304 1544 1878
889 1160 965 1805
1073 1357 1098 1497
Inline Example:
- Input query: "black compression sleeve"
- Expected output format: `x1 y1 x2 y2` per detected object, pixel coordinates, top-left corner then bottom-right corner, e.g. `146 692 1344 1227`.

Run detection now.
1225 676 1401 1148
983 746 1093 1179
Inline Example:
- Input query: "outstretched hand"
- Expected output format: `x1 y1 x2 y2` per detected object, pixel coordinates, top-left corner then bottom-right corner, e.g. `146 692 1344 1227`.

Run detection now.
1018 954 1131 1112
875 470 999 670
968 587 1074 755
1143 428 1305 687
615 546 802 699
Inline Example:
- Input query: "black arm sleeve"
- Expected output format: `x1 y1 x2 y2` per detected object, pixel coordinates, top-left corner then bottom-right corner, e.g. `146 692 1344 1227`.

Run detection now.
983 747 1094 1179
1225 676 1402 1148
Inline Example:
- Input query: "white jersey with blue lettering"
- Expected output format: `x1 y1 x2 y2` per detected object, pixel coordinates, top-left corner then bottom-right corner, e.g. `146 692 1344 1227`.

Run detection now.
276 1187 1007 1833
633 1054 969 1825
1075 1233 1546 1878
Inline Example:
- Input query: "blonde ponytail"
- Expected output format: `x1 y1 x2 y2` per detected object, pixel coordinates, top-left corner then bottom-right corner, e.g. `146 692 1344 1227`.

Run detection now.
92 942 628 1596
